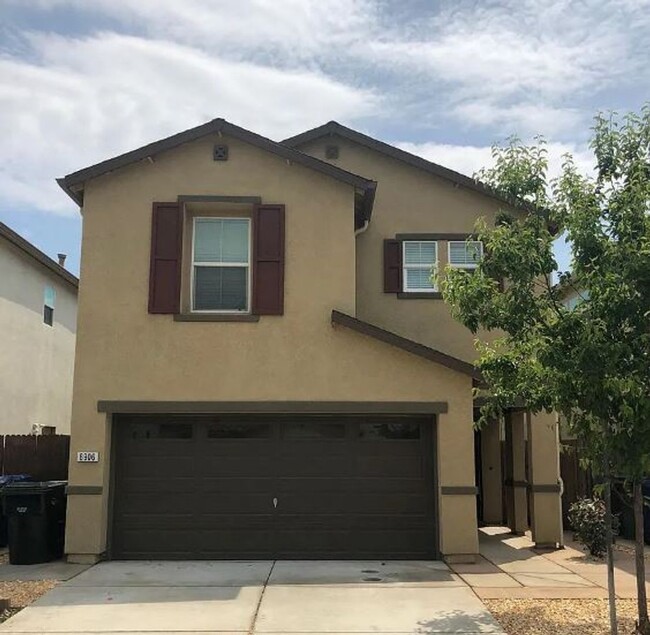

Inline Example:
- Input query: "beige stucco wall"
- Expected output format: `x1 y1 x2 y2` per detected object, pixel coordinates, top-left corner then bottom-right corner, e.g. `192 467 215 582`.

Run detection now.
296 136 516 364
0 241 76 434
528 411 563 546
66 132 479 560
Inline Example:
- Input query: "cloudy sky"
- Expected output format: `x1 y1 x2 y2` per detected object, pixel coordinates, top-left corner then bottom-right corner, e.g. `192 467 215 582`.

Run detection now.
1 0 649 274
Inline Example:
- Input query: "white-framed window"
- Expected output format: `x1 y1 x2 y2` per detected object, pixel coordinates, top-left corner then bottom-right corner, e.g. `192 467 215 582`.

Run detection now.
448 240 483 270
402 241 438 292
191 217 251 313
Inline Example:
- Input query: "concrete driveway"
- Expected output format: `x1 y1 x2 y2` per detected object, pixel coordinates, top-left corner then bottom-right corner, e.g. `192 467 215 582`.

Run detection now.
0 560 505 634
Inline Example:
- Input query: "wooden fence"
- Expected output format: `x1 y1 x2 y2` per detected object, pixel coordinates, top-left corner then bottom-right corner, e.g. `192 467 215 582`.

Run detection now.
560 440 593 522
0 434 70 481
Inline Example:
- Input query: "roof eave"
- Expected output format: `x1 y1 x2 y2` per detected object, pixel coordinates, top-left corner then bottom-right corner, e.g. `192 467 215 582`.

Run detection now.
331 309 481 380
283 122 532 214
56 178 83 206
56 119 377 208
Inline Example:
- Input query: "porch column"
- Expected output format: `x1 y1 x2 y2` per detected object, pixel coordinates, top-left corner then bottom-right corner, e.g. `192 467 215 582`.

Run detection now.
504 410 528 534
527 411 563 548
480 418 503 524
437 389 479 562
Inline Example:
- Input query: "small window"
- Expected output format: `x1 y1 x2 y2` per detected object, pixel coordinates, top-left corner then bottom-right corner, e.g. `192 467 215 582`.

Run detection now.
41 426 56 436
208 423 272 439
43 285 56 326
283 422 346 439
359 422 421 440
192 217 250 312
402 241 437 292
448 241 483 270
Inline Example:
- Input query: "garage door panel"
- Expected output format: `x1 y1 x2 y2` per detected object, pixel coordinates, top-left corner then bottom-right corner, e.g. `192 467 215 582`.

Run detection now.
194 529 274 553
275 456 351 477
121 456 196 479
118 477 196 495
117 493 197 514
112 414 437 560
198 495 274 514
275 529 351 553
352 456 426 478
199 476 276 494
195 514 274 529
197 458 276 477
114 529 198 559
115 514 196 532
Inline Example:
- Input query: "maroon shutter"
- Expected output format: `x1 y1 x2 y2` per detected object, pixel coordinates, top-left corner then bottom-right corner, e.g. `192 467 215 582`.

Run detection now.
252 204 285 315
148 202 182 314
384 239 402 293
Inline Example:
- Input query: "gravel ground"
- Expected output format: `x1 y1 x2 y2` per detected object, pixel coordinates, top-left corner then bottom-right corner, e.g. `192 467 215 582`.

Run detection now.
0 580 58 623
485 599 639 635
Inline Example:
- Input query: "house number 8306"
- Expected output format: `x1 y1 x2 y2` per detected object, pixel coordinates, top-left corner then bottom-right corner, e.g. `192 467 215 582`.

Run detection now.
77 451 99 463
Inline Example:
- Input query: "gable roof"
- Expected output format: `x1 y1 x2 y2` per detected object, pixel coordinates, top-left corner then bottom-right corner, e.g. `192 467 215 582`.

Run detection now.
0 221 79 291
57 118 377 214
331 310 481 381
283 121 519 209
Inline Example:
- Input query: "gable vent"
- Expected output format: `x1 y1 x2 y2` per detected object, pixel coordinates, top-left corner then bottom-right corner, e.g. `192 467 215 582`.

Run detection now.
325 145 339 159
213 144 229 161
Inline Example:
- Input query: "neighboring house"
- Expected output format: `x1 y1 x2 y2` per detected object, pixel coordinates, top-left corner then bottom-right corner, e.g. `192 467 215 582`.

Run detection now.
560 285 590 311
57 118 562 564
0 222 78 435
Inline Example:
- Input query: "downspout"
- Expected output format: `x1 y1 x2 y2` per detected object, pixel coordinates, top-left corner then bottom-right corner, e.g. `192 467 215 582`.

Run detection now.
352 220 370 316
354 220 370 236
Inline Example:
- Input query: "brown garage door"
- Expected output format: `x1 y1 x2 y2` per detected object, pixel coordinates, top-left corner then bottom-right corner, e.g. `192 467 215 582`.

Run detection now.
111 414 437 559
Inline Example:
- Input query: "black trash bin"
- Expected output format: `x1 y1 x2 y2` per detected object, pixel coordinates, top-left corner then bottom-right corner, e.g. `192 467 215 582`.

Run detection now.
2 481 67 564
0 475 32 548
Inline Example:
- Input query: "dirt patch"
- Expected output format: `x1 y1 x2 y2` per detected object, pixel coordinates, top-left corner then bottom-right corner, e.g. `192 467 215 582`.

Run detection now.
485 598 639 635
0 580 58 623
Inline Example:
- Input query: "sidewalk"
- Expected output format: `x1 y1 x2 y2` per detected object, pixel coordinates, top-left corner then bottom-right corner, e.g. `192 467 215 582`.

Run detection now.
450 526 650 599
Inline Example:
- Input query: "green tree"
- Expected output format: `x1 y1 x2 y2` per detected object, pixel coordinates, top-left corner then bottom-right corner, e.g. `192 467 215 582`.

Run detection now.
442 106 650 634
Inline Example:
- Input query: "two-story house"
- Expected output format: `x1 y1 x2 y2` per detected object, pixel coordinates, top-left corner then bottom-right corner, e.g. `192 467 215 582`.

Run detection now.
57 118 562 564
0 221 77 435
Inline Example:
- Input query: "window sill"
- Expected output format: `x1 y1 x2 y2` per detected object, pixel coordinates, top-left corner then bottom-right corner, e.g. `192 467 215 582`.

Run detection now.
173 313 260 322
397 292 443 300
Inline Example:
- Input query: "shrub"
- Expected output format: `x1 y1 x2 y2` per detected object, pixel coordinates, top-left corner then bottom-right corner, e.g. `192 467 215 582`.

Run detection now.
568 497 619 558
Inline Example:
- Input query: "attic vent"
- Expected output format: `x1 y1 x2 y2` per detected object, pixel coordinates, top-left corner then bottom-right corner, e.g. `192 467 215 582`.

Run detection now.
213 144 229 161
325 145 339 159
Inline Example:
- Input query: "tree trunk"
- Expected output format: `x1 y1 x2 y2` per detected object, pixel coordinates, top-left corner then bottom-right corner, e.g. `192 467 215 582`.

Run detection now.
633 480 649 634
604 458 618 635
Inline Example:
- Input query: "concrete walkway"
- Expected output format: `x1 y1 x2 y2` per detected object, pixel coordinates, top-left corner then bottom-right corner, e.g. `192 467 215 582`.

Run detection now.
450 526 650 600
0 560 505 634
0 559 90 582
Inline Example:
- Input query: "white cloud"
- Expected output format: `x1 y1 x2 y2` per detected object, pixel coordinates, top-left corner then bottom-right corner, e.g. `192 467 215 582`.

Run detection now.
19 0 378 63
395 139 595 182
0 31 378 215
362 0 648 135
452 102 583 138
1 0 646 216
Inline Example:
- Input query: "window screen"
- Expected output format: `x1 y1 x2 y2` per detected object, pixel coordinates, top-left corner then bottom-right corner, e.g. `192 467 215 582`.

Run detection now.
448 241 483 269
402 241 437 292
193 218 250 312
